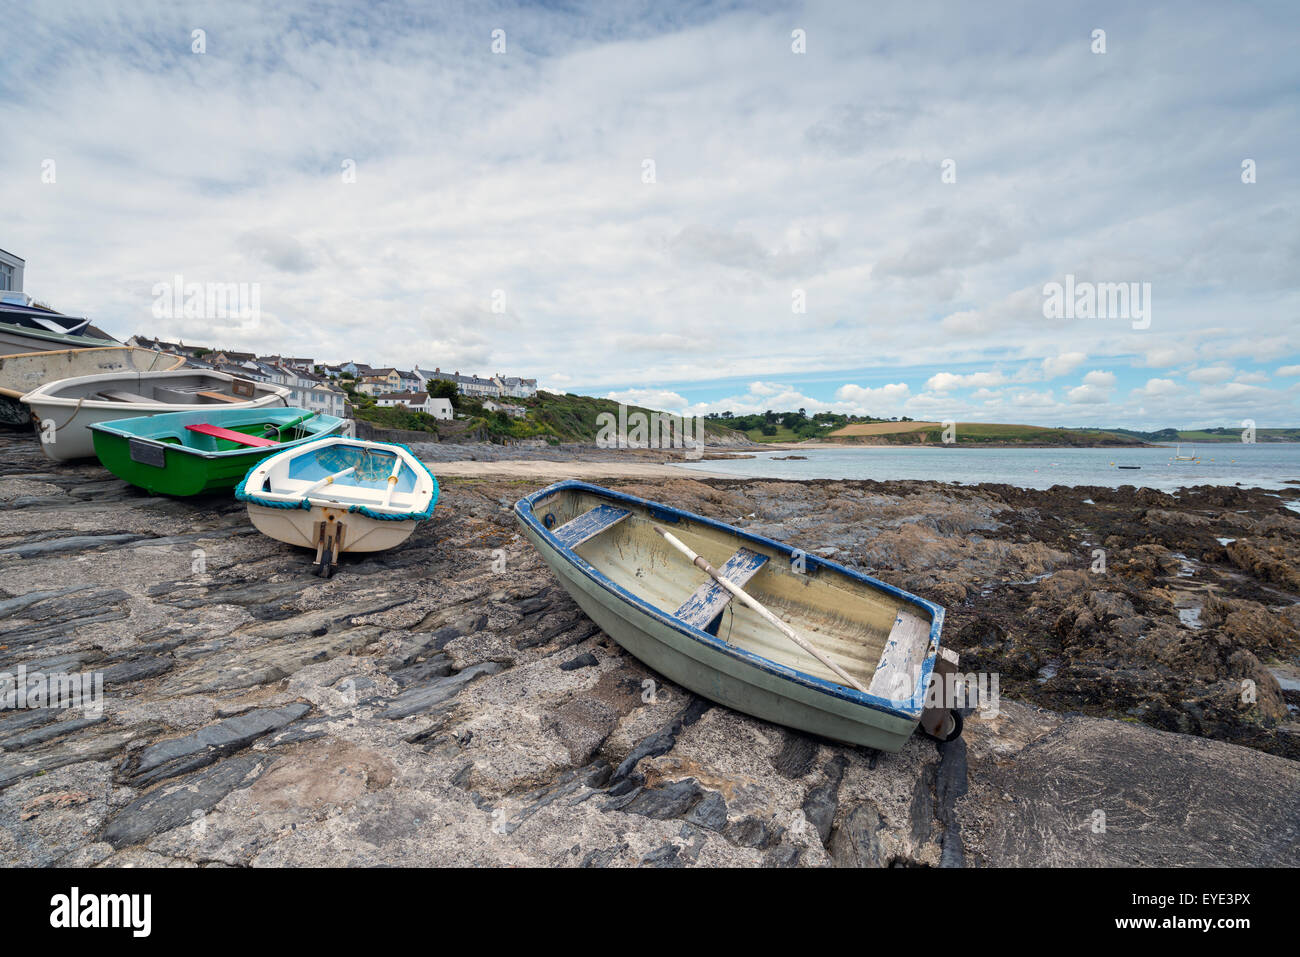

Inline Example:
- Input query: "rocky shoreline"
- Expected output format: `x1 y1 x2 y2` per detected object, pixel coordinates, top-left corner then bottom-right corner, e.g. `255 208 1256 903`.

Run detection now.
0 431 1296 867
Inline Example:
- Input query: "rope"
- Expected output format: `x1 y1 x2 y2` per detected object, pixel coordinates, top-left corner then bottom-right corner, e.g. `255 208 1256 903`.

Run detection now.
41 396 86 435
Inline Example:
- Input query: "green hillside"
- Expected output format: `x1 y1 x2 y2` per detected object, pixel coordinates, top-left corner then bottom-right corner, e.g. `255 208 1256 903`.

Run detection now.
349 387 747 445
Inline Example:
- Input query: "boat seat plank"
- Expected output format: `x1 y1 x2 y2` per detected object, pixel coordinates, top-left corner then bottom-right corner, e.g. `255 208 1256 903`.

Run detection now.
867 609 932 699
552 504 631 549
196 390 244 403
96 390 152 403
674 547 769 632
185 423 278 447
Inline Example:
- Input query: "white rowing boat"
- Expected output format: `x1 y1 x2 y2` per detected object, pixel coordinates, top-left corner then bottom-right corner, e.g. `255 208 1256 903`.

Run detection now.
21 369 290 461
236 436 439 576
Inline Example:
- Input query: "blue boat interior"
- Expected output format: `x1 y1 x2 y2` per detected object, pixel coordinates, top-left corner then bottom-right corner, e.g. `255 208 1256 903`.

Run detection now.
287 444 418 493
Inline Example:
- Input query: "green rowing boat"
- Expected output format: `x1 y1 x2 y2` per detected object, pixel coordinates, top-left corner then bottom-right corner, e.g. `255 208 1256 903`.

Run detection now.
89 407 347 496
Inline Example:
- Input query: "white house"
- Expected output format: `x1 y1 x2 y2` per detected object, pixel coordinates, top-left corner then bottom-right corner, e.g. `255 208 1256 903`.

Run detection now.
233 360 346 417
374 392 453 421
0 249 24 293
483 399 526 419
493 375 538 398
420 368 501 398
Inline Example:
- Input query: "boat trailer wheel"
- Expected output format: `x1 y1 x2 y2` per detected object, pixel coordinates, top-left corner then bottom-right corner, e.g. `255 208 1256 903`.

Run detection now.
922 709 963 743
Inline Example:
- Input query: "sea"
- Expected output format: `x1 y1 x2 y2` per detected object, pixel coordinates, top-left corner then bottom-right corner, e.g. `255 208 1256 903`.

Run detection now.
678 442 1300 493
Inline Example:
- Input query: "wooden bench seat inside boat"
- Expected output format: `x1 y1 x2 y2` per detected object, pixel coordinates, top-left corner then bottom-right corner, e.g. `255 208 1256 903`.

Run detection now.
196 390 244 403
96 390 152 403
674 547 769 634
552 504 630 549
185 423 278 447
866 609 932 698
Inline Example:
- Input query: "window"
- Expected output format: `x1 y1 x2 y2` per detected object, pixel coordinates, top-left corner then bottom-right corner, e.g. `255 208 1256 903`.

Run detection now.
0 263 12 291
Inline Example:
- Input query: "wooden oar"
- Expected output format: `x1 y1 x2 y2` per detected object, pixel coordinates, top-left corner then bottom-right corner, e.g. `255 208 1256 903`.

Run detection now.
652 525 868 693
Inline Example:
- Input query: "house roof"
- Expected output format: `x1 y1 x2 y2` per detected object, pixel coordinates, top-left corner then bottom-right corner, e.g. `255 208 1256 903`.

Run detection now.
376 392 431 402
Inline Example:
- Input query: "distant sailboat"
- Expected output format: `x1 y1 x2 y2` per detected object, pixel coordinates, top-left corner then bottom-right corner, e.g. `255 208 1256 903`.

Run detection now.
1172 443 1199 462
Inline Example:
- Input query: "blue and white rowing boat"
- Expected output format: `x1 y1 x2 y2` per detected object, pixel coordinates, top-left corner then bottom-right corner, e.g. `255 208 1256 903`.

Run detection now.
236 436 439 576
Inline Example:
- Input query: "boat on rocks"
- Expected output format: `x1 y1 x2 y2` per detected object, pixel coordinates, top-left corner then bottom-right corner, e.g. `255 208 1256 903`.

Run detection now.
236 436 439 576
0 345 185 427
515 480 961 752
89 407 347 496
21 369 290 461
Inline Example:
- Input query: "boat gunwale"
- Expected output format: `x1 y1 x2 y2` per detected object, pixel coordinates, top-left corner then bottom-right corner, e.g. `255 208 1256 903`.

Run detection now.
514 479 944 720
235 435 440 519
19 368 291 409
0 346 186 398
87 408 347 461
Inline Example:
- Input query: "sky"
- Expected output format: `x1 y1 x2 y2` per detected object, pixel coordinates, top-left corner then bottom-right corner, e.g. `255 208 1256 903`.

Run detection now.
1 0 1297 430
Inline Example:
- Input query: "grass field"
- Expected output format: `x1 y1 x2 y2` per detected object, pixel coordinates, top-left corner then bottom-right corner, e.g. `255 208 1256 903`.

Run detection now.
826 421 942 436
743 425 812 443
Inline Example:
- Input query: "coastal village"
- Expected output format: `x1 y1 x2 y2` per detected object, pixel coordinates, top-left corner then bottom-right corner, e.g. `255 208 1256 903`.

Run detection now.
124 334 538 426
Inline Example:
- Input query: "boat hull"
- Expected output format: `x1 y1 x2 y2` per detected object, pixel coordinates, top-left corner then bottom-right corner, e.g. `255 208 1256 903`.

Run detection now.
0 324 116 356
519 519 918 749
22 370 290 461
236 437 439 563
515 481 945 752
0 347 185 430
245 502 422 553
89 408 346 496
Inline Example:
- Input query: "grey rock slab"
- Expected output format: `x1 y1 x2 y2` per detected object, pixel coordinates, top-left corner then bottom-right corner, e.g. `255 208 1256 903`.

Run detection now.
0 534 147 558
382 662 504 719
125 703 310 785
829 801 889 868
0 715 105 751
961 712 1300 867
0 727 146 790
102 656 174 686
102 754 265 849
611 696 711 782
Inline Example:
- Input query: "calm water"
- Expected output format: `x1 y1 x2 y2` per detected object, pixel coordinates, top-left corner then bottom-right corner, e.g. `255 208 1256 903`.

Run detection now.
680 442 1300 491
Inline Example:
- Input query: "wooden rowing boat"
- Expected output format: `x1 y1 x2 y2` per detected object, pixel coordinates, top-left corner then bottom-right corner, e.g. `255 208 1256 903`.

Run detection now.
88 407 347 496
0 346 185 427
20 369 290 461
515 480 959 751
236 436 439 576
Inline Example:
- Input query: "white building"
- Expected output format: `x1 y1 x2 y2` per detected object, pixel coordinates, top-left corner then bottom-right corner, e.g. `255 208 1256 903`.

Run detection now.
231 359 346 418
420 368 501 398
0 249 25 292
493 375 537 398
375 392 453 420
483 399 526 419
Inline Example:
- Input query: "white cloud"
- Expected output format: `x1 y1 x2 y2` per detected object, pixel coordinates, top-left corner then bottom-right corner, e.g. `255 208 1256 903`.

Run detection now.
0 0 1295 431
1186 365 1236 384
836 382 911 404
923 370 1007 392
1276 365 1300 377
1067 371 1116 404
1135 377 1180 397
604 388 690 414
1041 352 1086 379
